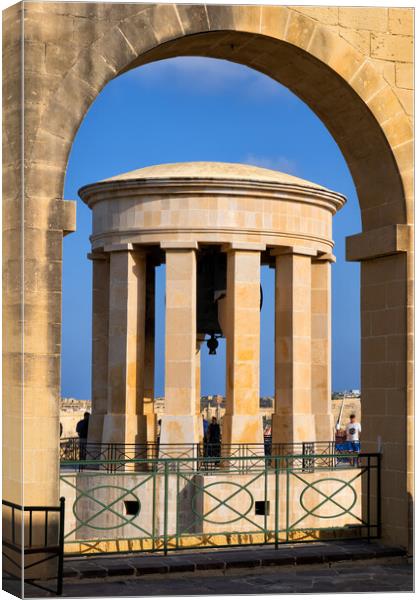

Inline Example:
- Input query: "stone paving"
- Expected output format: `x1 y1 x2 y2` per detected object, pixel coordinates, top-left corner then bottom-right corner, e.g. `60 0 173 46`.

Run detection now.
61 540 407 580
23 560 412 596
12 540 412 597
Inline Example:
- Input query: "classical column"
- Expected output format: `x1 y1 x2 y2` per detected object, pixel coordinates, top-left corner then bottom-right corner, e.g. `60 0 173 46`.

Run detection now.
102 245 148 445
143 259 156 444
272 247 316 445
195 336 206 413
88 252 110 444
223 243 265 446
159 242 201 452
312 254 335 441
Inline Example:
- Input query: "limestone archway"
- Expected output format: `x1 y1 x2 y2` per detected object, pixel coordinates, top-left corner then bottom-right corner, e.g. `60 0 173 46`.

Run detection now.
3 4 413 548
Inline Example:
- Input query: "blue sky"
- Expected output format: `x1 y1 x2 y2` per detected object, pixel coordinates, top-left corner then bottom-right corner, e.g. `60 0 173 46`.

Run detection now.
62 56 361 399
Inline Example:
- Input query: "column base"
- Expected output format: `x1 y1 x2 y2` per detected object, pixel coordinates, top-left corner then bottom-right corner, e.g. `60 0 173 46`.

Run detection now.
159 415 202 458
222 414 264 448
271 413 316 445
315 413 334 442
87 413 105 444
101 414 148 446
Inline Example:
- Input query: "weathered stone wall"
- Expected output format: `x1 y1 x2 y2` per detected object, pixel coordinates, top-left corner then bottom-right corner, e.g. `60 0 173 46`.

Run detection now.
2 3 413 550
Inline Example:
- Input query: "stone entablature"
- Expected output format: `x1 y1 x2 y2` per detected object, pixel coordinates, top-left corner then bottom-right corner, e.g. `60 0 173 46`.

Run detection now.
79 162 345 255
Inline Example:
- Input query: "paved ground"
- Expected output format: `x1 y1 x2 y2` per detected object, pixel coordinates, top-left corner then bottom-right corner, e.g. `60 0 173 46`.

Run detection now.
4 541 412 597
24 560 412 596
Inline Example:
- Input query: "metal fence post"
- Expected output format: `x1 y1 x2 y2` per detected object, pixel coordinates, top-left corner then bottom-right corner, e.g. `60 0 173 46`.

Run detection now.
286 461 290 543
164 461 169 555
56 497 65 596
377 453 382 539
274 457 279 549
367 454 371 543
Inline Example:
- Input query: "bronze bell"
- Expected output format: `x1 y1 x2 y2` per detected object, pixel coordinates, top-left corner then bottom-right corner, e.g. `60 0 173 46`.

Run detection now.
206 333 219 355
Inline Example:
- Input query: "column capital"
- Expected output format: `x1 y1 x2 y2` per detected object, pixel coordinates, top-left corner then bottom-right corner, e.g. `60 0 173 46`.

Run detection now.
103 243 149 257
103 242 134 253
313 252 336 263
160 241 198 250
221 242 266 253
270 245 318 257
87 251 109 261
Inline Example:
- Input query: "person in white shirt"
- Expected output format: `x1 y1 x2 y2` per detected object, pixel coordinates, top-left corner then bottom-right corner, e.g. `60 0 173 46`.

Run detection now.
345 414 361 453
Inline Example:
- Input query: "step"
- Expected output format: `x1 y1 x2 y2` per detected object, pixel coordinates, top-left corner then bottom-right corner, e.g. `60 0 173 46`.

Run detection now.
63 541 407 581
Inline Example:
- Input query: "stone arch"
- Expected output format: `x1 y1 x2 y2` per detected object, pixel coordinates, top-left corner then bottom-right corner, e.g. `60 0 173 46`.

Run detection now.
3 4 413 550
28 4 413 229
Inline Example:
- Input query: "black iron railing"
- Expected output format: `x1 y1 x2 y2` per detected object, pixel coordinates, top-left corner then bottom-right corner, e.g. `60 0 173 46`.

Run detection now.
60 438 363 473
2 498 65 595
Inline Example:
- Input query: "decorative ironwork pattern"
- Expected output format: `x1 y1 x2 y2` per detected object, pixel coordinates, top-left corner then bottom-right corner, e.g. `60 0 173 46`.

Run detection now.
59 453 381 555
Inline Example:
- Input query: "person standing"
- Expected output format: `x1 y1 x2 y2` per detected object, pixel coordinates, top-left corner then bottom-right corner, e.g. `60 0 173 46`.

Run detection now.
263 423 272 456
207 417 221 466
203 418 209 457
345 414 361 464
76 412 90 461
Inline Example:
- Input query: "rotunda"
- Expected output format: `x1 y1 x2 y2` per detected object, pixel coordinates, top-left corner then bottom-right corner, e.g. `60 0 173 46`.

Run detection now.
79 162 346 456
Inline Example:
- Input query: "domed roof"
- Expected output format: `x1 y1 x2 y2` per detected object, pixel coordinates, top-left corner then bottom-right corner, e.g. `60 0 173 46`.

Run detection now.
99 161 329 191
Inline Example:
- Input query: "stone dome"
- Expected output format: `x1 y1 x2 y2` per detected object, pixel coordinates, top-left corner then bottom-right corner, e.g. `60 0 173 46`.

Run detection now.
98 161 330 192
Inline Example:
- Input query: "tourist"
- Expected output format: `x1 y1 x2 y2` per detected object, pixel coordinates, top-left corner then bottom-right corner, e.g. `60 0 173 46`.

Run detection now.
76 412 90 461
345 414 361 465
207 417 221 466
156 418 162 453
203 418 209 457
263 424 272 456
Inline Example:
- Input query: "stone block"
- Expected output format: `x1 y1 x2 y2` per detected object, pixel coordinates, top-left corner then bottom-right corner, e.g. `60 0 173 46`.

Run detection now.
260 5 288 38
339 28 370 54
346 225 411 262
338 7 388 32
293 7 338 25
349 60 387 103
371 33 413 62
158 415 202 449
381 112 413 148
396 62 413 89
388 8 414 35
177 4 209 35
394 88 413 116
285 12 316 50
222 414 264 445
307 25 362 82
373 58 396 86
393 140 414 173
24 12 76 44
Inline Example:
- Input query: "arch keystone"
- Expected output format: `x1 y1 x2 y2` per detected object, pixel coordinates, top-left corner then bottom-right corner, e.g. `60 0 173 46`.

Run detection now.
261 5 289 39
177 4 209 35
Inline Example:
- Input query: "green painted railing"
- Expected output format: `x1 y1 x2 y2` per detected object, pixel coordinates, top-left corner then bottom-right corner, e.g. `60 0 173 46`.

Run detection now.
60 453 381 555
